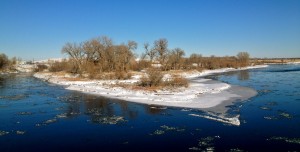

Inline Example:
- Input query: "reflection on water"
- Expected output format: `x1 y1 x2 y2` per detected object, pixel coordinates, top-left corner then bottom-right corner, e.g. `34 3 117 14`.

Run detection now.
206 70 250 81
238 70 249 80
1 64 300 151
145 106 167 115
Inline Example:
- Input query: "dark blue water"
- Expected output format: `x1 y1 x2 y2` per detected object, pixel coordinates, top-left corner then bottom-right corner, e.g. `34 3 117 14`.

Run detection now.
1 64 300 151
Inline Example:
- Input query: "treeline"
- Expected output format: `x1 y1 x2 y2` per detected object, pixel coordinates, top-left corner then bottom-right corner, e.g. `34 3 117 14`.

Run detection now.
47 36 137 79
45 36 250 79
0 53 17 71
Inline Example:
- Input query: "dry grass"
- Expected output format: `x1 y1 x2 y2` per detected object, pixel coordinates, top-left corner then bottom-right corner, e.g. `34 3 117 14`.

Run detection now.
138 68 189 89
48 60 76 73
35 64 48 72
139 68 164 87
165 75 189 88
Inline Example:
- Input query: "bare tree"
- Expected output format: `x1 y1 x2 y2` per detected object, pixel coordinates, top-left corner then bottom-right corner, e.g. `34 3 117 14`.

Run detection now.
143 43 157 62
170 48 185 70
83 38 102 63
154 38 169 70
96 36 114 72
115 41 136 72
127 40 137 51
0 53 9 69
189 53 202 69
61 42 85 73
237 52 250 67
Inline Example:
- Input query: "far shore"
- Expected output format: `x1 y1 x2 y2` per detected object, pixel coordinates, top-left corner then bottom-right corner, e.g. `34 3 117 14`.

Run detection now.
33 65 268 126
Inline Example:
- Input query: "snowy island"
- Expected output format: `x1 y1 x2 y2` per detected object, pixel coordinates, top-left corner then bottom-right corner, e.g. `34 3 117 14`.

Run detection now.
34 65 268 126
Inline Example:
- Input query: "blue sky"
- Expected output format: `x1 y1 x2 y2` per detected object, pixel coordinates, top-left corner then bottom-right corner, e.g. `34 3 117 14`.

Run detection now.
0 0 299 60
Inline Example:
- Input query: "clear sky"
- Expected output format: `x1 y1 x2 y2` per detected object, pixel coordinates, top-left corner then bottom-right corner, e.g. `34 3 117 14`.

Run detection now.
1 0 300 60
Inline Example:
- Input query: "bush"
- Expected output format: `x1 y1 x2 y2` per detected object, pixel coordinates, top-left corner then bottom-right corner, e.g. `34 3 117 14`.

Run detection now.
135 60 151 71
147 68 164 87
115 71 132 80
166 75 188 88
49 62 64 72
48 60 73 72
35 64 48 72
84 62 99 79
139 68 164 87
139 69 189 89
0 53 9 69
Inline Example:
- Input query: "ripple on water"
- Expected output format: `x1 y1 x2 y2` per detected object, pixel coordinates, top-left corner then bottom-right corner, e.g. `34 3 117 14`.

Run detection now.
0 94 29 101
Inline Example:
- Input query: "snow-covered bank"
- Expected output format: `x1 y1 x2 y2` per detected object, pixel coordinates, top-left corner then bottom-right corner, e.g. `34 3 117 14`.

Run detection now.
15 64 35 73
33 65 267 126
181 65 268 79
33 73 235 109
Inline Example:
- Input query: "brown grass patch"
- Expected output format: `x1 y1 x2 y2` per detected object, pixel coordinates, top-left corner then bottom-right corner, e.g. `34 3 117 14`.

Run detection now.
165 75 189 88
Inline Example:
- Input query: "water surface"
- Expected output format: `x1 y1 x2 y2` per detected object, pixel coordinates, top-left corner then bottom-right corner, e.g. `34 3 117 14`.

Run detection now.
1 64 300 151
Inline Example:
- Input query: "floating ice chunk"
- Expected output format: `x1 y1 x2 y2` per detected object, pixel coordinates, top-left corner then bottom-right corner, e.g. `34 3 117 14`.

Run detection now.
0 131 9 136
189 113 240 126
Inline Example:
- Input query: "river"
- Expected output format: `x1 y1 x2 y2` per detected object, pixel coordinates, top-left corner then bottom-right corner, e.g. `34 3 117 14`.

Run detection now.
1 64 300 151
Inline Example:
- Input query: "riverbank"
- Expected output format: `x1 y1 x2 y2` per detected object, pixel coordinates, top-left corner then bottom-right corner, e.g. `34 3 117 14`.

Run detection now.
33 65 267 125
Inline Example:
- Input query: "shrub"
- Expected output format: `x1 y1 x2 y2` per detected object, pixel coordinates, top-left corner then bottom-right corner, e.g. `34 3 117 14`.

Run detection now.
0 53 9 69
115 71 132 80
35 64 48 72
139 68 163 87
166 75 188 88
49 62 64 72
147 68 164 87
135 60 151 71
139 75 150 87
84 62 99 79
139 70 189 89
48 60 74 72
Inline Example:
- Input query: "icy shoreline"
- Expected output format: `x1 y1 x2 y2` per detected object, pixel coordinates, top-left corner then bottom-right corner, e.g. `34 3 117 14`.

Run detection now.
33 65 268 126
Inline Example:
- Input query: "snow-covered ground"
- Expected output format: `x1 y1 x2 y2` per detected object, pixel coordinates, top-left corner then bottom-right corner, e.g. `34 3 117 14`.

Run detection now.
16 64 36 73
33 65 268 126
180 65 268 78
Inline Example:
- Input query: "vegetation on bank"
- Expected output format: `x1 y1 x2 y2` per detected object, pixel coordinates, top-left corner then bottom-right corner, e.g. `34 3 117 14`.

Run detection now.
0 53 18 72
2 36 252 89
33 36 252 88
53 36 250 75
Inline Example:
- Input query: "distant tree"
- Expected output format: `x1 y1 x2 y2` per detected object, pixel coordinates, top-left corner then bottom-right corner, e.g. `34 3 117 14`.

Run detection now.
97 36 114 72
61 42 85 73
169 48 185 70
143 43 157 62
154 38 169 70
127 40 138 51
11 57 17 65
237 52 250 67
83 38 101 63
189 53 202 69
115 41 136 72
0 53 9 69
205 55 220 69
